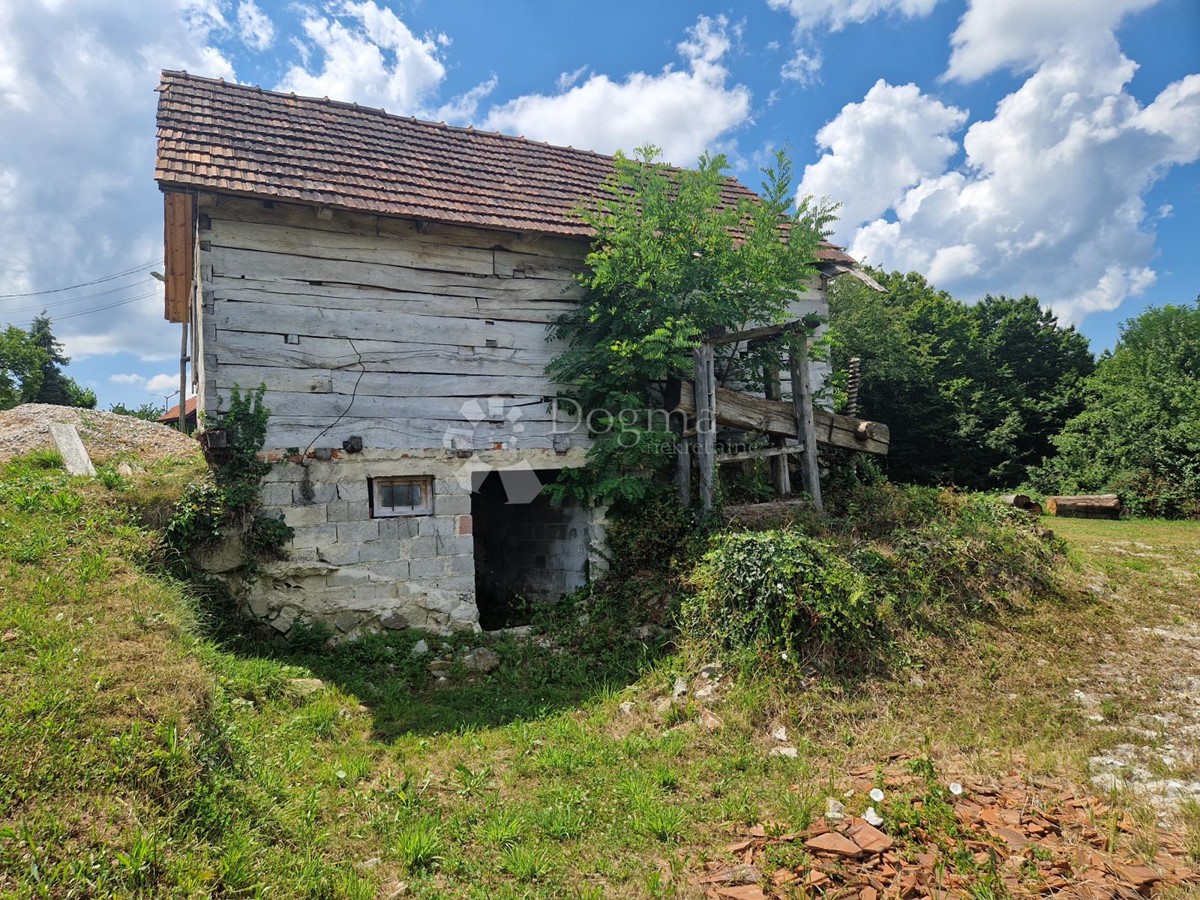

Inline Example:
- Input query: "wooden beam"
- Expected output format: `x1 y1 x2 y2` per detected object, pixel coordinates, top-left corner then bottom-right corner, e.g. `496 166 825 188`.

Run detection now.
790 337 822 512
764 365 791 496
703 319 812 346
163 192 194 323
693 344 716 513
675 434 691 505
674 381 890 455
716 445 805 464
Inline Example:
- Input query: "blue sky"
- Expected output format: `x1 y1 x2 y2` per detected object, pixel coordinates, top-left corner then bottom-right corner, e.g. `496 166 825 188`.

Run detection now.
0 0 1197 410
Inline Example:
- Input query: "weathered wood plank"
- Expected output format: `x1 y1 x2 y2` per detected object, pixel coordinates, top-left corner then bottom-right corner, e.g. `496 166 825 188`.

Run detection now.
791 336 823 511
716 445 805 464
213 329 559 377
207 388 555 422
210 246 581 301
255 416 591 451
694 344 716 513
206 195 590 261
212 299 555 351
209 280 578 323
674 380 890 455
209 217 498 276
214 363 565 399
164 192 193 323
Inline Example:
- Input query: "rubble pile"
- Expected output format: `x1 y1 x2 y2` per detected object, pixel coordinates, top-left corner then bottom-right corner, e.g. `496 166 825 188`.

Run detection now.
0 404 199 463
697 759 1197 899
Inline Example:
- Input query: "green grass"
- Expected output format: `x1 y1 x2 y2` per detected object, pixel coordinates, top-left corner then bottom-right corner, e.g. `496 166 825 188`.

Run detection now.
0 458 1196 897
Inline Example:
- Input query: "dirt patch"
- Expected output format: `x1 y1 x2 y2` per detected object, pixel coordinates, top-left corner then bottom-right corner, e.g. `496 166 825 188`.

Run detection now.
0 403 200 464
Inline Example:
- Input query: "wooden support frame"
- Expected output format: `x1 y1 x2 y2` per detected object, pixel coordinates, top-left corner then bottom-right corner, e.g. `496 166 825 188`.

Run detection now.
693 344 717 513
790 336 823 512
715 445 805 464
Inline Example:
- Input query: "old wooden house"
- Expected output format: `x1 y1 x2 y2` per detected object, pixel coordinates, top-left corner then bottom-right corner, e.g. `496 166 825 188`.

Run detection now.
154 71 879 637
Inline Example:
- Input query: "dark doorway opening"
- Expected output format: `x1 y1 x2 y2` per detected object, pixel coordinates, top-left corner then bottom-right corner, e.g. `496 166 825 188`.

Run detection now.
472 468 593 630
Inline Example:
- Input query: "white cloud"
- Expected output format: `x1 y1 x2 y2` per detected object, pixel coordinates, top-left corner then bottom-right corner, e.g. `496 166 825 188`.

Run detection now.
109 373 145 385
769 0 941 88
824 35 1200 323
946 0 1158 81
767 0 941 32
799 80 967 242
144 373 179 394
434 75 497 125
236 0 274 51
781 48 823 87
482 15 751 165
277 0 447 113
0 0 234 362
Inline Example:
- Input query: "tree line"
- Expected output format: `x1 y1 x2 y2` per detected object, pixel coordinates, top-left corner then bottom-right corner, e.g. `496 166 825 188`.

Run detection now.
829 270 1200 518
0 314 96 410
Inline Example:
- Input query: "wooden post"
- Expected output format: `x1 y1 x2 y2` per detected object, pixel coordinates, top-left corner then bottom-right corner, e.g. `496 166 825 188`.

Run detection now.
764 365 791 496
694 344 716 513
790 337 822 512
178 319 189 434
675 433 691 506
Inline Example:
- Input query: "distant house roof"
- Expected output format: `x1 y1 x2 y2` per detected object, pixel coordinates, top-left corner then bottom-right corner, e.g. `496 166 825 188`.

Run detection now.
154 70 855 265
159 395 197 424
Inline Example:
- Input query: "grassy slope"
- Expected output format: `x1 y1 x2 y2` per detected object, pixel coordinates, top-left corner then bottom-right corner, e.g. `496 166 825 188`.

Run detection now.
1 459 1197 898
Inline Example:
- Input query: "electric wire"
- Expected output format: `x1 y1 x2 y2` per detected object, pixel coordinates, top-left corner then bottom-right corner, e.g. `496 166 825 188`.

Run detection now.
0 270 165 316
0 259 162 299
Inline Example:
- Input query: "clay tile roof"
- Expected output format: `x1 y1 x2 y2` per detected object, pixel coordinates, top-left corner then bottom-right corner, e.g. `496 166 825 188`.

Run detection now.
158 395 197 423
154 70 855 265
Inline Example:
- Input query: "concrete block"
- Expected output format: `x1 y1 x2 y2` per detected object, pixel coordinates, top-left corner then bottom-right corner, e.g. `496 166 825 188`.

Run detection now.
259 482 294 506
301 483 338 504
378 517 419 540
407 536 438 559
450 555 475 576
49 424 96 476
315 542 361 566
289 524 338 551
284 504 328 528
337 480 370 502
356 542 403 563
428 574 475 594
409 557 450 578
368 560 410 580
436 535 474 558
435 493 471 516
336 520 380 544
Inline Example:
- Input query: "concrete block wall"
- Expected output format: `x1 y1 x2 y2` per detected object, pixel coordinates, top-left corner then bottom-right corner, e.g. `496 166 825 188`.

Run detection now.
231 447 598 638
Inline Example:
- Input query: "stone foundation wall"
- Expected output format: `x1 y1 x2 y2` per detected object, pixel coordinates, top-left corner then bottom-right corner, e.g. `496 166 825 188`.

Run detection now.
217 447 603 638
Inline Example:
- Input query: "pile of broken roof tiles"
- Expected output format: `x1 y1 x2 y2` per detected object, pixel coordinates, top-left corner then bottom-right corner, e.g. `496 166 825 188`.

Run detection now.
697 762 1197 899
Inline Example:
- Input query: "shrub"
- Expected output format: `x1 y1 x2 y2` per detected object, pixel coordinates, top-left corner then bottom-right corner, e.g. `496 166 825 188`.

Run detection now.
682 530 873 661
679 482 1065 670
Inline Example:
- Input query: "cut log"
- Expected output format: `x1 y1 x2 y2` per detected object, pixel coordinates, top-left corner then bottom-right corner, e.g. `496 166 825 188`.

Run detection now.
1045 494 1121 519
1026 502 1043 516
1000 494 1032 509
670 380 889 455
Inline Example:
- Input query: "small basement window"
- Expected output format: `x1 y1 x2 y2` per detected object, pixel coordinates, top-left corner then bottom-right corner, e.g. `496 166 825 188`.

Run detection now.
370 476 433 517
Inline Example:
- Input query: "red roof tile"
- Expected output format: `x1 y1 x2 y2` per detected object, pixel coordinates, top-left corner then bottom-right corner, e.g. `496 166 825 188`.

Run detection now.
154 71 856 265
158 395 197 423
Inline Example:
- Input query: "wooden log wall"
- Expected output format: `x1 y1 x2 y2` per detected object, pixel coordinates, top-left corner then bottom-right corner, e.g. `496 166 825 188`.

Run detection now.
196 197 593 451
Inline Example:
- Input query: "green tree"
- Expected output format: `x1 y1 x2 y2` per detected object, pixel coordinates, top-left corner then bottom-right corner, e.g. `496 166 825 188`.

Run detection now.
547 147 836 504
1028 302 1200 518
0 325 44 410
0 314 96 410
829 270 1093 488
109 401 166 421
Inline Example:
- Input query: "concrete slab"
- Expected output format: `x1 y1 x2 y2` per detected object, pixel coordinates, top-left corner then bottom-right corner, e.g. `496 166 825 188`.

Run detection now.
48 423 96 477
